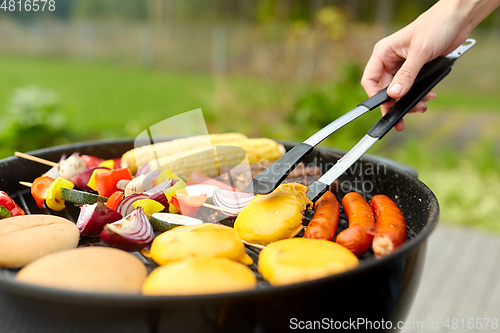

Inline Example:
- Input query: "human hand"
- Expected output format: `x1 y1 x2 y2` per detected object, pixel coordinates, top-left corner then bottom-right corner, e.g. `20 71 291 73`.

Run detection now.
361 0 499 131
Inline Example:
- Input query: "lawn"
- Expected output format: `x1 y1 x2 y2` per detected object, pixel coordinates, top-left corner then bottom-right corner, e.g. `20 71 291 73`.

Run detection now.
0 56 215 140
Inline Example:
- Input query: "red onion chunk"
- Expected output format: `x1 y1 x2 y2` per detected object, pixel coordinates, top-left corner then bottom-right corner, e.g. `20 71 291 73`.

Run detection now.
77 202 122 236
149 192 169 209
100 208 155 252
212 189 255 218
146 178 175 195
116 193 150 217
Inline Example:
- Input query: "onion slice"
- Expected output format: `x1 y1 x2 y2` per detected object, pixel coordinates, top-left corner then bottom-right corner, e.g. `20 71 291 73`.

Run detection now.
146 178 176 195
76 202 123 236
100 207 155 252
116 193 150 217
212 189 255 218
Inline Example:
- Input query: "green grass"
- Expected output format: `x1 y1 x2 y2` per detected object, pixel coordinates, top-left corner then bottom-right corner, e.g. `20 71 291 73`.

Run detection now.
0 56 215 140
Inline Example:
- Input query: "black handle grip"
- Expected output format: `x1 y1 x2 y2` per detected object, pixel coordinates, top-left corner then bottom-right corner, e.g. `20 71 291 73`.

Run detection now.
358 56 454 110
367 66 452 139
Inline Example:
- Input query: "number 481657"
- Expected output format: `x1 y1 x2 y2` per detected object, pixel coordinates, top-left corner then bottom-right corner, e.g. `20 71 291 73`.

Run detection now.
0 0 56 12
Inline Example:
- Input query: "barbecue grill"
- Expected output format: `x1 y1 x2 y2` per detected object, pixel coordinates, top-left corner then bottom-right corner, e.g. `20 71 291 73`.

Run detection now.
0 139 439 333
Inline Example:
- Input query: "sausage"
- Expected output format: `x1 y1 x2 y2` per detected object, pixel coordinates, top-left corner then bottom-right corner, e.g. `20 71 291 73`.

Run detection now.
336 192 375 256
304 191 339 241
370 194 407 257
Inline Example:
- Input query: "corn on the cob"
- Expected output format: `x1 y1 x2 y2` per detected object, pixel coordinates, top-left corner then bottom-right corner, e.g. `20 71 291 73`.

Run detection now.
121 133 247 174
147 138 286 178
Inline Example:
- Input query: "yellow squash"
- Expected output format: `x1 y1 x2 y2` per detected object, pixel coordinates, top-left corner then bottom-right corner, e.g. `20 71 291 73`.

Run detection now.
258 238 359 286
150 223 252 265
142 258 256 295
234 183 312 245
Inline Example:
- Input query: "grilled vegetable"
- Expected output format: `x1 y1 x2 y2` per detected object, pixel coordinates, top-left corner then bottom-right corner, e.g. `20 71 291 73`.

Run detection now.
133 199 165 218
86 168 109 191
304 191 339 241
187 172 239 192
46 177 75 211
136 138 285 178
100 208 155 252
142 258 256 296
234 183 312 245
170 193 207 217
60 187 108 205
121 133 248 174
370 195 407 257
31 176 55 209
98 159 115 169
149 213 203 232
0 191 25 218
116 193 150 217
95 168 133 198
71 167 110 192
106 191 124 210
258 238 359 286
150 223 252 266
76 202 122 237
124 175 153 197
212 189 254 218
59 155 87 181
336 192 375 256
80 155 104 168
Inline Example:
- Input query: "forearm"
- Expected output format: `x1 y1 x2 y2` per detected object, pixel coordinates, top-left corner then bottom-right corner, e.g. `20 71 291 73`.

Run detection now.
440 0 500 34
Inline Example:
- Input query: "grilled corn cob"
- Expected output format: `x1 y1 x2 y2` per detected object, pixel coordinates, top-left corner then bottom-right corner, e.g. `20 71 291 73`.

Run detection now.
121 133 247 174
147 138 285 178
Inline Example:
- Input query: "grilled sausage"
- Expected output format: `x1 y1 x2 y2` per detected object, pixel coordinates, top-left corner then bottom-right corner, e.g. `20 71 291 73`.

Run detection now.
336 192 375 256
304 191 339 241
370 194 407 257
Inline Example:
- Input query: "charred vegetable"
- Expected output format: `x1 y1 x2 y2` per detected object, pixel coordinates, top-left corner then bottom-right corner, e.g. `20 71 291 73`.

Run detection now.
100 208 155 252
76 202 122 237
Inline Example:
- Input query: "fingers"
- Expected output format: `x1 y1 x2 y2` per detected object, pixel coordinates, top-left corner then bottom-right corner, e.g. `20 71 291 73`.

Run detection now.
379 90 437 132
387 47 430 99
361 53 386 98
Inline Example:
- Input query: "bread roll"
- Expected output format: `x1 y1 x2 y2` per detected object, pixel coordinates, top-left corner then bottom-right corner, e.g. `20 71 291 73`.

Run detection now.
0 215 80 268
16 247 147 294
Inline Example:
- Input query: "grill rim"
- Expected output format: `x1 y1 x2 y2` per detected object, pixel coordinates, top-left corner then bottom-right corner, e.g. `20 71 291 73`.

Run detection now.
0 138 439 307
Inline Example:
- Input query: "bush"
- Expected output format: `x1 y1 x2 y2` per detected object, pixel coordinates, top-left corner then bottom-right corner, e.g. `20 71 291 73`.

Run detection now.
0 86 70 158
288 62 381 150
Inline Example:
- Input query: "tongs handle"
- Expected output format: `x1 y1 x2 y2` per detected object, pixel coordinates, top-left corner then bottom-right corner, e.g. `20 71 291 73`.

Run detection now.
306 65 453 202
368 66 452 139
358 56 455 110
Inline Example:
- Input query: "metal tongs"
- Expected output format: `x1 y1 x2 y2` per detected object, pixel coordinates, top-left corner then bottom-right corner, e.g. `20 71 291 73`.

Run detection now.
247 39 476 202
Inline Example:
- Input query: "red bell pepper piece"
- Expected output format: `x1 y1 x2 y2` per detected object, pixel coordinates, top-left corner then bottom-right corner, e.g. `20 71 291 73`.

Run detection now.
95 168 133 198
170 193 207 217
106 191 124 211
31 176 55 208
187 172 240 192
80 155 104 169
81 155 122 170
0 191 25 218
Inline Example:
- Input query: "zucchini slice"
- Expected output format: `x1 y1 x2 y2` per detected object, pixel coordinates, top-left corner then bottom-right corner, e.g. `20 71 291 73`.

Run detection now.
149 213 203 232
61 187 108 205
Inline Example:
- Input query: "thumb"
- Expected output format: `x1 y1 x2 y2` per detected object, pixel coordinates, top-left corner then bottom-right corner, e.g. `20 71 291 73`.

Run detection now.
388 51 428 99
